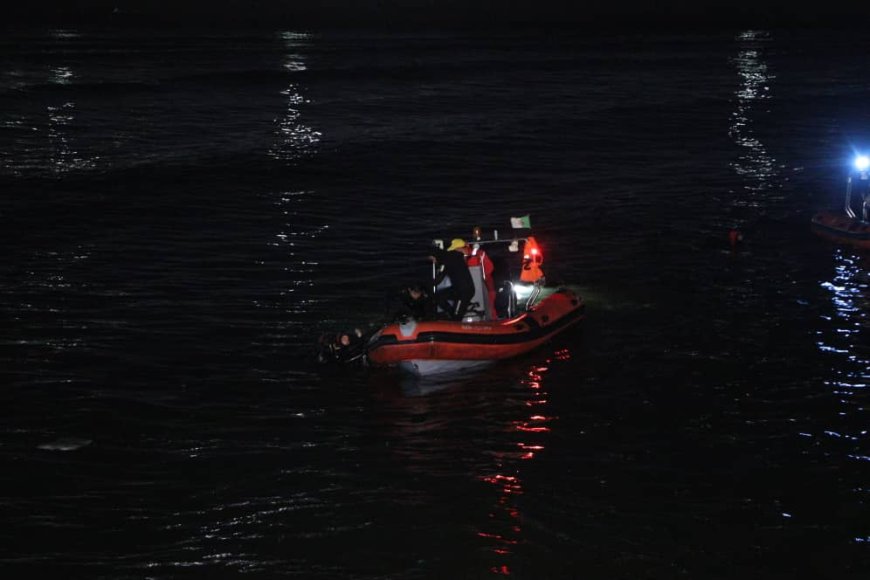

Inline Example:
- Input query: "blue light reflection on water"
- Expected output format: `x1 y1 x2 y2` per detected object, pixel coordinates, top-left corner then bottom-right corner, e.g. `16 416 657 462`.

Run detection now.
818 250 869 387
817 249 870 545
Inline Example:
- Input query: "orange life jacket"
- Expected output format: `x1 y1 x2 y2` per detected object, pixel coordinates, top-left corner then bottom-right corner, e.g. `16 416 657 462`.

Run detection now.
520 236 544 283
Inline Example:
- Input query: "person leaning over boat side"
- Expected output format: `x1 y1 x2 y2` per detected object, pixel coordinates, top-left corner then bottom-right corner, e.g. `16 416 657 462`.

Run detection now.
429 238 475 321
385 284 433 322
317 328 366 364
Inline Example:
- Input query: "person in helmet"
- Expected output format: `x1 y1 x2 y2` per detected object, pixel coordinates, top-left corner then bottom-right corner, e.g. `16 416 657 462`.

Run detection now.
428 238 475 320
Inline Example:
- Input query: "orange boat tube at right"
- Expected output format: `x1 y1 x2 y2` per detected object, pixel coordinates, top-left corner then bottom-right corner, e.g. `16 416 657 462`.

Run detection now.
811 210 870 250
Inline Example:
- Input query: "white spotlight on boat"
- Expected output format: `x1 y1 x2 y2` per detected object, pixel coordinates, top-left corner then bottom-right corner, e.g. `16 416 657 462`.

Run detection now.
512 282 535 301
855 155 870 171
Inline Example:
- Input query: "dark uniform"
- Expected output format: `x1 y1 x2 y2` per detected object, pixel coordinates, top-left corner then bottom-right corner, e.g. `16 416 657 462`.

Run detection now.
386 285 433 322
430 247 475 320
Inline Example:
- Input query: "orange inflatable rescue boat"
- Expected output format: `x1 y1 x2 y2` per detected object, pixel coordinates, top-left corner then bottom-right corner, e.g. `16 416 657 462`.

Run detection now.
365 218 585 376
811 154 870 250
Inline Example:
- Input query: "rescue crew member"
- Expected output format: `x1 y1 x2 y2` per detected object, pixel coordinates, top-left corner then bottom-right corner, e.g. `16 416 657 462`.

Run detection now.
429 238 475 320
466 245 497 318
317 328 366 364
386 284 432 322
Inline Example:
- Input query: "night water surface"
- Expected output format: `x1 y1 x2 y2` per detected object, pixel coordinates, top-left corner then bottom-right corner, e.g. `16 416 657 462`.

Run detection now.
1 28 869 578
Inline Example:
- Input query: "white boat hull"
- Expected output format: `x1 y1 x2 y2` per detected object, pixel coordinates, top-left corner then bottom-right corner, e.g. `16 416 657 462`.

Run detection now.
398 359 495 377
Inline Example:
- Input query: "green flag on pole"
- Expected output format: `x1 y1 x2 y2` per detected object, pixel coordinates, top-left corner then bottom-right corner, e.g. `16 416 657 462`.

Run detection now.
510 215 531 229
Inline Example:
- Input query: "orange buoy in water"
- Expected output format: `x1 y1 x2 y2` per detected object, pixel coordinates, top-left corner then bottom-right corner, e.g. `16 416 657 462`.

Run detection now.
728 229 743 249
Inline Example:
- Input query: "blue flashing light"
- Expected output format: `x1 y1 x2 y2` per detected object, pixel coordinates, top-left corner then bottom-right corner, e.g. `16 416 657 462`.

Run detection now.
855 155 870 171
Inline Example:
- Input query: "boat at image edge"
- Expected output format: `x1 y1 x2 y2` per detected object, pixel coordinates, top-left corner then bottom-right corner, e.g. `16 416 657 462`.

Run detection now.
811 154 870 250
811 210 870 249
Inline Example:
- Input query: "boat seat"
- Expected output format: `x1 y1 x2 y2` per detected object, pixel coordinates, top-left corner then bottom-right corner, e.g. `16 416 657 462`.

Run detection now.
463 299 485 322
465 264 494 321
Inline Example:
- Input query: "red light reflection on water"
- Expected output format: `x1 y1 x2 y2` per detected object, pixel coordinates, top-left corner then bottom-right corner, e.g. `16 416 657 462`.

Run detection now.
518 444 543 453
514 425 549 433
477 531 520 544
476 350 568 576
553 348 571 362
481 474 522 495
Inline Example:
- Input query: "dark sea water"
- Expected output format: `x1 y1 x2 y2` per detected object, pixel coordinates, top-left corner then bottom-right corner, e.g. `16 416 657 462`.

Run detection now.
2 27 870 579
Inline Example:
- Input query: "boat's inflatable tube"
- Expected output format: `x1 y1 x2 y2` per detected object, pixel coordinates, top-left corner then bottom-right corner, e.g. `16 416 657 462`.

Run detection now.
366 287 584 367
811 210 870 249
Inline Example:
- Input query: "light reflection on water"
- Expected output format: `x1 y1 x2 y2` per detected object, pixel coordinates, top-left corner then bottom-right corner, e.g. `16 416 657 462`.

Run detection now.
129 350 575 578
819 250 870 391
264 32 326 331
1 37 96 175
477 352 567 577
267 190 327 321
269 31 321 162
46 62 96 173
728 30 781 211
6 247 92 353
50 29 81 40
374 348 570 577
817 250 870 543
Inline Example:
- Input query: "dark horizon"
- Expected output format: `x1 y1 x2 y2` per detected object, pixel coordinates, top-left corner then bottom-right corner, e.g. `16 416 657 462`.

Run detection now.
6 1 870 31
